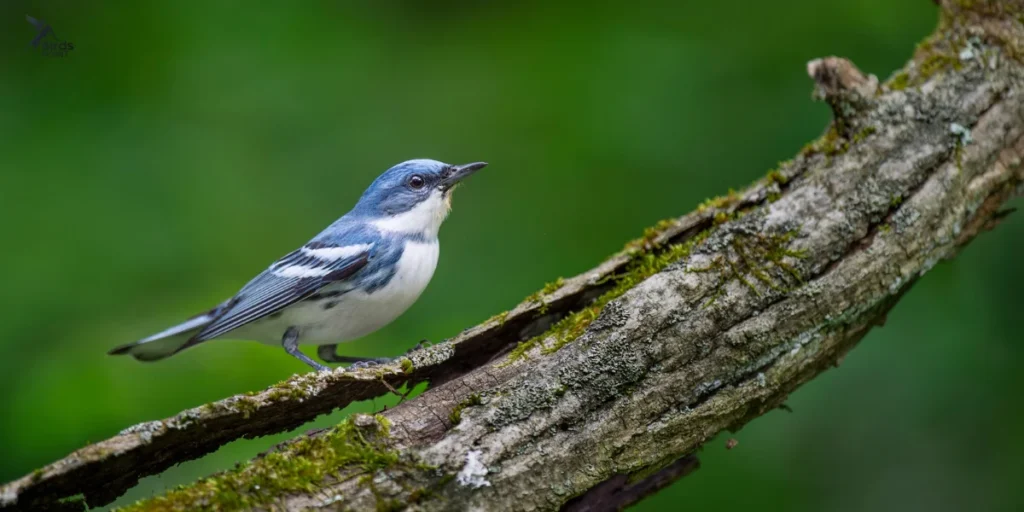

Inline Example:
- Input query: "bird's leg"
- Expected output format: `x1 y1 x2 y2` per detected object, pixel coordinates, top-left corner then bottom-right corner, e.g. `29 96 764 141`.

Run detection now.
282 327 331 372
316 344 392 364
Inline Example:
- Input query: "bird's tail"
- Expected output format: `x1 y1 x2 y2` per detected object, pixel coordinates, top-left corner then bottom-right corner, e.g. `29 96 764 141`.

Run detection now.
108 307 219 362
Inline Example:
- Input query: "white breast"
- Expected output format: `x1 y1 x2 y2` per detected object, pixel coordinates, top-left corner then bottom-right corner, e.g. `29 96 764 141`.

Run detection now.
267 239 440 344
370 239 440 317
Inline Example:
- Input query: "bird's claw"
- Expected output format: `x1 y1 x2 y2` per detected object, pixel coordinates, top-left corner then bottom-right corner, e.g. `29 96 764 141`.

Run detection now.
330 340 432 372
347 357 394 370
406 339 433 354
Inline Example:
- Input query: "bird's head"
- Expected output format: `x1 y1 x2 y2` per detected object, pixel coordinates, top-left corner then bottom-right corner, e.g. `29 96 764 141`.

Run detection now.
354 159 487 238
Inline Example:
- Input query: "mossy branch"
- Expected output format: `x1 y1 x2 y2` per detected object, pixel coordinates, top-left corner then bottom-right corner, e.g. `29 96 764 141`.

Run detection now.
3 1 1024 510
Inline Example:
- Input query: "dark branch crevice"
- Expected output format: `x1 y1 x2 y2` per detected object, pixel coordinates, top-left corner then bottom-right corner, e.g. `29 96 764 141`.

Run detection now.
561 454 701 512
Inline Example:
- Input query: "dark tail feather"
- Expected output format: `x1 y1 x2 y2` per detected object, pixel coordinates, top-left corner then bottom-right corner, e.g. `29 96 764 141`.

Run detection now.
108 308 219 362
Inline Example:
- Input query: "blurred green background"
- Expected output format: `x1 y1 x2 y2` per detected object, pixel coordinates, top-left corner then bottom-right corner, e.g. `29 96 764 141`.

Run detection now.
1 1 1021 510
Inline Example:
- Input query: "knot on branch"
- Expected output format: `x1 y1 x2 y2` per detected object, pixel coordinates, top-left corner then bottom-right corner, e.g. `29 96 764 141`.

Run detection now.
807 57 878 136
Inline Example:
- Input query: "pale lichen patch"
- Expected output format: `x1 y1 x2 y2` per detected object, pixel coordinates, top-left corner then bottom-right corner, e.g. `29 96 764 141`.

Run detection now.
456 450 491 488
409 341 455 367
950 122 974 144
1 485 16 507
119 420 165 439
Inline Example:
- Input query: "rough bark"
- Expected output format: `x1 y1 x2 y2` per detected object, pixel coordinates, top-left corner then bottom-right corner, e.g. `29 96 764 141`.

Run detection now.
3 1 1023 510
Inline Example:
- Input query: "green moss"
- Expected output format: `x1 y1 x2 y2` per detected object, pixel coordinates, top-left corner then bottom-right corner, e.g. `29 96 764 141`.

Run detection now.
696 190 740 214
487 310 510 327
820 123 841 151
852 126 877 143
400 357 414 374
448 393 483 425
919 52 963 79
30 468 43 483
541 277 565 295
713 211 731 225
624 218 679 251
261 371 327 405
507 229 714 362
888 33 970 92
232 397 260 419
766 169 788 186
524 277 568 314
58 494 87 507
526 277 567 307
801 124 843 158
266 382 315 403
689 230 806 308
120 415 406 511
890 194 904 207
801 124 877 161
525 293 548 314
889 71 911 91
264 389 290 402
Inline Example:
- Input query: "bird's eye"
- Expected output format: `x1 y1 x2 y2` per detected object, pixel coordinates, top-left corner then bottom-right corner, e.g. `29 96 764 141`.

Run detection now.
408 175 425 189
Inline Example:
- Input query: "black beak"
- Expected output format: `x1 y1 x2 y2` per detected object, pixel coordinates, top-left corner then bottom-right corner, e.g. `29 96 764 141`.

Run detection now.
441 162 487 190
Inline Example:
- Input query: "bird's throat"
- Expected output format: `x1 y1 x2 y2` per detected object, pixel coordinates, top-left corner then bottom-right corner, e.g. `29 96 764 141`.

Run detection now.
444 184 458 213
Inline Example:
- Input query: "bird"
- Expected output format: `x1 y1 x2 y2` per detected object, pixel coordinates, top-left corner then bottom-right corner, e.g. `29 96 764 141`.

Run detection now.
108 159 487 372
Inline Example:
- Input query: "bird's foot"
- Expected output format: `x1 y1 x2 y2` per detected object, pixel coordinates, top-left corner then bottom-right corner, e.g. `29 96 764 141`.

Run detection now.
315 340 432 371
348 357 395 371
282 327 332 372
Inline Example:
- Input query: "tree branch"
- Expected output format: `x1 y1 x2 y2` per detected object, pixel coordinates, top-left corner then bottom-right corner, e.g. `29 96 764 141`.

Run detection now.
3 1 1023 510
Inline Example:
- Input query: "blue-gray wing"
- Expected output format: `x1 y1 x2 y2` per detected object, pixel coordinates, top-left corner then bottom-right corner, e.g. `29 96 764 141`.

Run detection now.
188 248 370 343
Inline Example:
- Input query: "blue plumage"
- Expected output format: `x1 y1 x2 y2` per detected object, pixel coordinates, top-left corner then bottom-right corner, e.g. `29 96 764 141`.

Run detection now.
109 159 487 371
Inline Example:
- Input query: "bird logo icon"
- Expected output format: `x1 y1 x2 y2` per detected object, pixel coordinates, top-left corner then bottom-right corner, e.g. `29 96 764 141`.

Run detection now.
26 15 57 48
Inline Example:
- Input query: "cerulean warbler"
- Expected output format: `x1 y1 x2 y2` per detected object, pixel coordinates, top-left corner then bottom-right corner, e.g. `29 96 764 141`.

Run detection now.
109 159 487 371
